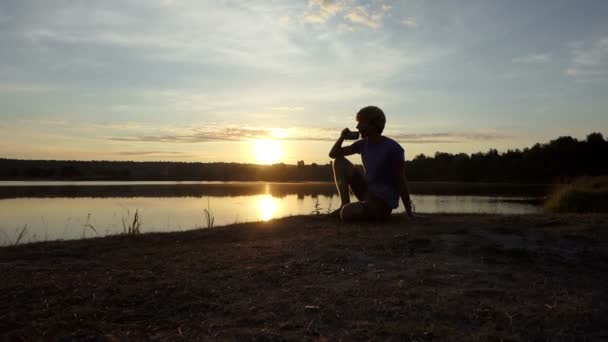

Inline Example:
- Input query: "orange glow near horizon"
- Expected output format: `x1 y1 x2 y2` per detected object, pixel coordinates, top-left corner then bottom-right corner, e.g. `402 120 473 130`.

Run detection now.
252 139 283 164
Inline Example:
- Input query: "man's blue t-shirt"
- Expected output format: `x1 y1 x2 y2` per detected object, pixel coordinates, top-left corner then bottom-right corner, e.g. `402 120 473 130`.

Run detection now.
351 136 404 209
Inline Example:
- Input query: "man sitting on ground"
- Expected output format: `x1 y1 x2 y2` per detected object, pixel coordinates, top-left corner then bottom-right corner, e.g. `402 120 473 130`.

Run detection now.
328 106 414 221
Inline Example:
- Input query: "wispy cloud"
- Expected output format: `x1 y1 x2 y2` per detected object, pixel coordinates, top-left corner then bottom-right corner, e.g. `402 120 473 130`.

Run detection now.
390 132 506 144
107 126 333 143
304 0 343 24
19 119 163 132
0 83 58 93
400 17 418 28
19 119 69 126
337 23 355 33
268 106 305 112
106 125 506 144
566 37 608 81
21 3 306 72
1 1 433 121
512 53 551 64
344 5 391 29
117 151 185 156
278 14 291 26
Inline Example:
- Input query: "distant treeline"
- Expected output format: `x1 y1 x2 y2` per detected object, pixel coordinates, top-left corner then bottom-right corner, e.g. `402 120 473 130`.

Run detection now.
0 159 334 182
407 133 608 183
1 133 606 183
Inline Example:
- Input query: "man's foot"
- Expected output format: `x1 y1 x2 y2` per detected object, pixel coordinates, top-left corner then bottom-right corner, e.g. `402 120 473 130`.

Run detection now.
328 208 342 218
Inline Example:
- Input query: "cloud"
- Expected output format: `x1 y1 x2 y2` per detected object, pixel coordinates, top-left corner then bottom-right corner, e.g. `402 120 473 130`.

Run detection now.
278 14 291 26
512 53 551 64
107 126 334 143
116 151 198 159
21 119 68 126
501 71 522 80
0 83 57 93
268 106 304 112
337 23 355 33
108 127 270 143
106 125 506 145
20 119 164 132
344 5 390 29
19 3 307 73
566 37 608 81
1 1 434 119
117 151 184 155
400 17 418 28
390 132 506 144
304 0 343 24
303 1 392 30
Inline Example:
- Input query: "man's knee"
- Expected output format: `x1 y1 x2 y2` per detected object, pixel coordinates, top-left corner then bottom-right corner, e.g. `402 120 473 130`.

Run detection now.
333 156 353 176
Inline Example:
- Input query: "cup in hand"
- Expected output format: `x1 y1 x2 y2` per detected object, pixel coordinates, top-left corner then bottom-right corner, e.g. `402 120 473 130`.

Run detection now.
342 129 360 140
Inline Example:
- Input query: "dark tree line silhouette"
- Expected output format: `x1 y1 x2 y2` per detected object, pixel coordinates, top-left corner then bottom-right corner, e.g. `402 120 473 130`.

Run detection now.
406 133 608 182
0 160 334 182
1 133 606 183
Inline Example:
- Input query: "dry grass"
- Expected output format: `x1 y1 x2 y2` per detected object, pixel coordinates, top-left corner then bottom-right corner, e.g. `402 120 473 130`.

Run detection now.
1 225 29 246
83 213 97 235
121 209 142 234
13 225 28 245
545 176 608 213
311 197 323 215
203 198 215 228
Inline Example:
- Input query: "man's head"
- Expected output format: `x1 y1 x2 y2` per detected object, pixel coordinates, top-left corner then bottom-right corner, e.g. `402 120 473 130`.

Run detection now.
356 106 386 138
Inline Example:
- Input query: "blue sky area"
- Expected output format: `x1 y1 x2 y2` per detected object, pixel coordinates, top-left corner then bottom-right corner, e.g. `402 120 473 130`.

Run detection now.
0 0 607 164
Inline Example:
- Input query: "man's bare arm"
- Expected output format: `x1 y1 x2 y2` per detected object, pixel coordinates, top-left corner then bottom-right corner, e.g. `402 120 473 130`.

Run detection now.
329 129 357 159
394 160 414 217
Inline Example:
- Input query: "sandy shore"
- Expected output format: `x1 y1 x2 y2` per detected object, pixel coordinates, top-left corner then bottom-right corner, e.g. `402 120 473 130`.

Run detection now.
1 214 607 341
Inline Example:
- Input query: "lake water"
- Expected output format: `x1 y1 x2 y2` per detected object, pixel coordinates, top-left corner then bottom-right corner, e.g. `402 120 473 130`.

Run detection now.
0 181 545 245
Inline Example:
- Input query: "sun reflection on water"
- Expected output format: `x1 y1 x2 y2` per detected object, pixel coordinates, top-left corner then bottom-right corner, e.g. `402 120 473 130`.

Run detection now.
258 195 278 221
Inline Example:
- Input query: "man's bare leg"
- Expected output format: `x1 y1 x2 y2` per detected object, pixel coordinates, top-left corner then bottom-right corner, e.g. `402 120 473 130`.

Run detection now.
341 192 392 221
332 156 366 209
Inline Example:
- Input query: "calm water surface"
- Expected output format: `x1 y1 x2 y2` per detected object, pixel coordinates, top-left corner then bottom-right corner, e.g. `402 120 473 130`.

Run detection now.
0 181 543 245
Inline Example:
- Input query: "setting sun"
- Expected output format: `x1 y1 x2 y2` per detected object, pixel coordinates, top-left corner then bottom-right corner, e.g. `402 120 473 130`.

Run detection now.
253 139 283 164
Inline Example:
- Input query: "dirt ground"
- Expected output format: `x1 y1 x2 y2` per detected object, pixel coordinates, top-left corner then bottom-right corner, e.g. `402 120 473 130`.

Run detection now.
1 214 607 341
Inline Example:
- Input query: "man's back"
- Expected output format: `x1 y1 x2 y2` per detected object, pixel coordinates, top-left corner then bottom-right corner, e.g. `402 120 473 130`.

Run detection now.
351 136 404 209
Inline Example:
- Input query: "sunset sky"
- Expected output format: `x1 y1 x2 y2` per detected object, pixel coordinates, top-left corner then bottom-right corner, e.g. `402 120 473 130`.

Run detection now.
1 0 607 164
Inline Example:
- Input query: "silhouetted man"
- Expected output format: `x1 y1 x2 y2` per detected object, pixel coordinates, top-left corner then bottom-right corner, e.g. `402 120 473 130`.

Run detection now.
329 106 414 221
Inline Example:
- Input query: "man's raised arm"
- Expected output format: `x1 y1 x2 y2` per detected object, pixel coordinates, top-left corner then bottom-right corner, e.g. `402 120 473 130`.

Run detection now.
329 128 357 159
